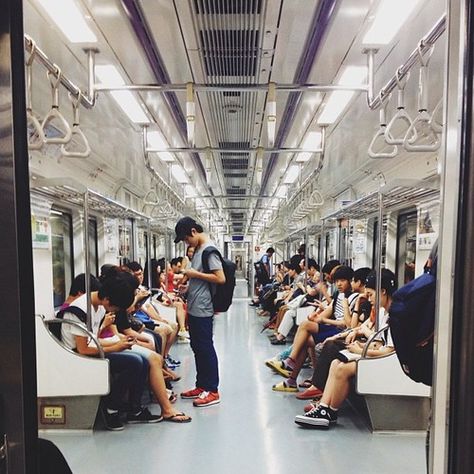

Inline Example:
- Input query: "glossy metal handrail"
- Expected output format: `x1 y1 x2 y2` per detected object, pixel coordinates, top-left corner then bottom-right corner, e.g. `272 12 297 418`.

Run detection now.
43 317 105 359
361 324 391 359
61 92 91 158
41 66 73 145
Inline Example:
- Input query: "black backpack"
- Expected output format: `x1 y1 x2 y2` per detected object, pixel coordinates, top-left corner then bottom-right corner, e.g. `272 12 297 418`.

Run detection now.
50 306 88 341
389 268 436 386
254 260 270 285
202 246 236 313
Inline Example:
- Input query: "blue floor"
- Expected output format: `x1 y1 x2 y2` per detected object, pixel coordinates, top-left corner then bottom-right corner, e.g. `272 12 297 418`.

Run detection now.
42 281 426 473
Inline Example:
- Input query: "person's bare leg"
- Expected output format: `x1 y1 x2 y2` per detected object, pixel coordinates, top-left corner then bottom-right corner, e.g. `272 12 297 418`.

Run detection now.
148 353 189 420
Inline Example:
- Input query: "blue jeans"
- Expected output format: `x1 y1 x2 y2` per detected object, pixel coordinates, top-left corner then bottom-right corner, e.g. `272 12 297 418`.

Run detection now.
105 351 149 412
188 315 219 392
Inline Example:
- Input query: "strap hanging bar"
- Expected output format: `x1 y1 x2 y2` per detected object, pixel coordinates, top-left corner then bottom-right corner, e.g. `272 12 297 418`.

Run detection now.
403 44 440 152
25 40 45 150
368 94 398 158
41 66 73 145
61 91 91 158
384 68 417 145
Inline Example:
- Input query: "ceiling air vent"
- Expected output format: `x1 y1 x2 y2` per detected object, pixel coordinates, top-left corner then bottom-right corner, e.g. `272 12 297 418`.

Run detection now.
224 173 247 178
227 188 246 196
194 0 262 15
200 30 259 77
223 91 241 97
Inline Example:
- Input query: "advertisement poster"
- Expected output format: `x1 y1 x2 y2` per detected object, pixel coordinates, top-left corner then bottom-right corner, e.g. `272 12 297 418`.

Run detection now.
31 215 50 249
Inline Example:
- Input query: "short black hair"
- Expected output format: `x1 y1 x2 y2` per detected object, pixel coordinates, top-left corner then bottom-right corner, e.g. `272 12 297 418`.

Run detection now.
353 267 372 284
365 269 397 296
174 216 204 243
287 262 302 274
69 274 101 296
332 265 354 282
307 258 319 271
98 273 137 309
266 247 275 254
170 257 181 267
322 259 340 275
126 261 142 272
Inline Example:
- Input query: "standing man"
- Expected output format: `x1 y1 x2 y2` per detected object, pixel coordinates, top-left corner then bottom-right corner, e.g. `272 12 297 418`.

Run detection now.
174 217 225 407
261 247 275 281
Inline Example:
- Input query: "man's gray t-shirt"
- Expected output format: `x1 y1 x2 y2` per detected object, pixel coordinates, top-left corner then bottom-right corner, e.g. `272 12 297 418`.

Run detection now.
187 242 223 317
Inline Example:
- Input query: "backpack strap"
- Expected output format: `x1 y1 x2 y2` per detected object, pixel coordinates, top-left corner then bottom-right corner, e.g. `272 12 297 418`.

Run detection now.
202 246 222 273
56 305 88 324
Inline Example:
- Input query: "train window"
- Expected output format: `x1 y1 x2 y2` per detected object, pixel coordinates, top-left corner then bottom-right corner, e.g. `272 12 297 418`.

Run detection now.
50 209 73 308
396 211 418 286
152 235 157 259
118 221 133 264
88 218 99 277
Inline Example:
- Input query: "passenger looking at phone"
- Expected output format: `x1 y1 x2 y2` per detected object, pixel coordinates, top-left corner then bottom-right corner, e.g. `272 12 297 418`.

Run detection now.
294 269 396 428
174 216 225 408
270 266 358 392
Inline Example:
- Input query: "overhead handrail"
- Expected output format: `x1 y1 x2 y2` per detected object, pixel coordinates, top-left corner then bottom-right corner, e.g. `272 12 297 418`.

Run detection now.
368 94 398 159
41 66 73 145
61 91 91 158
308 189 324 207
403 44 440 152
25 40 45 150
429 98 444 134
384 68 417 145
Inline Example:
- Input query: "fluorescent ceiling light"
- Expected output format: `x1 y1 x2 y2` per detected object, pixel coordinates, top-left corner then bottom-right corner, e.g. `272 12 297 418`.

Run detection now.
276 185 288 198
363 0 422 45
296 131 322 162
96 65 149 123
318 66 366 125
171 164 189 184
271 198 279 207
37 0 97 43
283 165 300 184
147 131 174 161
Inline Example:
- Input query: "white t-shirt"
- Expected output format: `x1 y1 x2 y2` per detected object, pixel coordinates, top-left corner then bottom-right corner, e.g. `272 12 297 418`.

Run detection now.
378 307 394 347
60 294 105 351
333 292 359 320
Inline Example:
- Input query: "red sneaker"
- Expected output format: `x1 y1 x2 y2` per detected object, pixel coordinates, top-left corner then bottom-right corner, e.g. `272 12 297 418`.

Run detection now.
304 401 319 413
180 387 205 399
193 391 220 407
296 387 323 400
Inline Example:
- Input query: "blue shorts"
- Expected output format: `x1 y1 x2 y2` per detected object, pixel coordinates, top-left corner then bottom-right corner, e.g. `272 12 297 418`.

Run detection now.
312 324 342 344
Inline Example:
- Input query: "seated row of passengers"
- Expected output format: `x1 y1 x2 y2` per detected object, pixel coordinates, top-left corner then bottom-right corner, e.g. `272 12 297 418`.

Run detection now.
59 259 193 431
253 257 396 428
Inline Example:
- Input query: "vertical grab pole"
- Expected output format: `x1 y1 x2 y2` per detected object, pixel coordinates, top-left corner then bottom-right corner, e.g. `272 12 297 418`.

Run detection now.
147 218 152 288
375 191 384 331
320 219 325 265
83 190 91 331
305 226 309 285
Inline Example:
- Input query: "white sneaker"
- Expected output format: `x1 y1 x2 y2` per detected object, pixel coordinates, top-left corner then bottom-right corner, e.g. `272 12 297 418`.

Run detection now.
178 329 190 339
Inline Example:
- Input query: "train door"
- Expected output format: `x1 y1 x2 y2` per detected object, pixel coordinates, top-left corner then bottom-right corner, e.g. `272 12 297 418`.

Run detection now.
0 2 38 471
88 217 99 277
118 220 133 264
396 210 418 288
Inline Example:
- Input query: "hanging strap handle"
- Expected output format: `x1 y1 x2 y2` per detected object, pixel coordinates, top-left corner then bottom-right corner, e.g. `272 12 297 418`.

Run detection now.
25 40 45 150
368 93 398 159
41 65 73 145
61 91 91 158
403 44 440 152
385 68 417 145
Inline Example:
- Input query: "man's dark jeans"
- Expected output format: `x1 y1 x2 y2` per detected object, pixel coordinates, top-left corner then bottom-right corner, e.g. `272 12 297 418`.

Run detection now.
188 314 219 392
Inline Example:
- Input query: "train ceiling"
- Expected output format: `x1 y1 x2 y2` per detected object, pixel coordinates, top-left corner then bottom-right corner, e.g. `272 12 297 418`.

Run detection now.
24 0 444 237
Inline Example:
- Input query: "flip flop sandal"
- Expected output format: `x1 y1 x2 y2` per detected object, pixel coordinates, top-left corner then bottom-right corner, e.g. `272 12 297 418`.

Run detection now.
162 412 192 423
272 381 298 392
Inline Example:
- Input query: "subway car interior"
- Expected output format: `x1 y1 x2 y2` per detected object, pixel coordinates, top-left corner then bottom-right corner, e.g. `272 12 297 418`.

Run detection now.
2 0 474 473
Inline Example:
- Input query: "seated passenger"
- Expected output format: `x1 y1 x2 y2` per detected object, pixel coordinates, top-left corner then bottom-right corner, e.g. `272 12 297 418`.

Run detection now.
294 269 397 427
270 265 358 392
271 259 321 344
60 271 190 430
296 267 372 400
59 273 101 310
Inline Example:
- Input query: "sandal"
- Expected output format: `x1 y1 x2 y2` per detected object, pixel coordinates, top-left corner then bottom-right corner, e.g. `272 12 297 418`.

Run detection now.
298 379 312 388
162 412 192 423
272 380 298 392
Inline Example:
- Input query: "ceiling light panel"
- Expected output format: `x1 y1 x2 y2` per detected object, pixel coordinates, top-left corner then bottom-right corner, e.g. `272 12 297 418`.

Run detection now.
283 165 300 184
37 0 97 43
363 0 423 45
